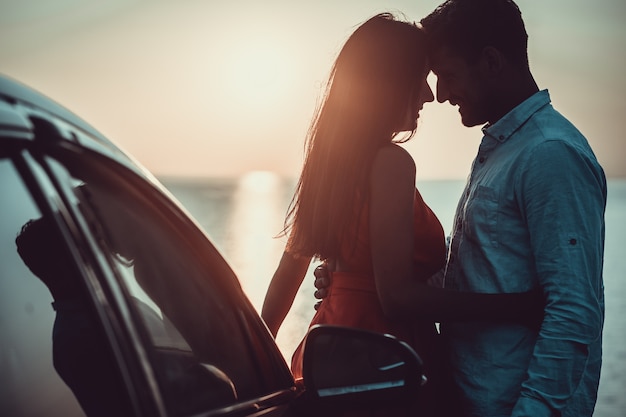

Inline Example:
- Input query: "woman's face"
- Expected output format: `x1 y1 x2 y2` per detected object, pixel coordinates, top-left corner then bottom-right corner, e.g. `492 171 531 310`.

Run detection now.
396 70 434 132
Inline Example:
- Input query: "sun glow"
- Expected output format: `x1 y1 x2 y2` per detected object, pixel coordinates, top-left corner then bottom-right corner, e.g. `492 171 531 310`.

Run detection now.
226 37 294 108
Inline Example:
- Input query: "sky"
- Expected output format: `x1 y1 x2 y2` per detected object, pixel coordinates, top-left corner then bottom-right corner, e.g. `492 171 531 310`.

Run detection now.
1 0 625 180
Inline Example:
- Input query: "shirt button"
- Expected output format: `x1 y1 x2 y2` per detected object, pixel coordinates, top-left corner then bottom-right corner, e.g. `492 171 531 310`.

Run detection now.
479 157 485 163
569 238 577 245
499 135 505 140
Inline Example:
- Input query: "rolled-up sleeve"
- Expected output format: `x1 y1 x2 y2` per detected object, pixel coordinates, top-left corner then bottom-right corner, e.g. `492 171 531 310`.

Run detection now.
512 139 605 416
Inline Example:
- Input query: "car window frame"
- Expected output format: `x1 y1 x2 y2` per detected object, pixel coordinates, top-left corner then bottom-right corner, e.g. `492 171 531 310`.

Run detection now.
38 140 298 415
14 142 167 417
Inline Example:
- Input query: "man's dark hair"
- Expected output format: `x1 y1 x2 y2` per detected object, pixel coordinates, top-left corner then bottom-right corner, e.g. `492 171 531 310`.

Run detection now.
420 0 529 69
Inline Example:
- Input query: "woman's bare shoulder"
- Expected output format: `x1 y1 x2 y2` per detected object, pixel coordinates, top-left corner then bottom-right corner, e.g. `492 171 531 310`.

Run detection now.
372 144 416 176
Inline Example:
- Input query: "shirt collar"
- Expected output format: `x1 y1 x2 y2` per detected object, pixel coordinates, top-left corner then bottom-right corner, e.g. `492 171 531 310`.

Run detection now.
481 89 551 143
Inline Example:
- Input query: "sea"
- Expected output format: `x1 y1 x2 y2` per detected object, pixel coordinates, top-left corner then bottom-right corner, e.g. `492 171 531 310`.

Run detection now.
161 174 626 417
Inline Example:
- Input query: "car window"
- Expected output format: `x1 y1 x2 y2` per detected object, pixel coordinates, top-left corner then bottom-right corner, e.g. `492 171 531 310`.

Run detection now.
0 157 133 417
47 151 292 415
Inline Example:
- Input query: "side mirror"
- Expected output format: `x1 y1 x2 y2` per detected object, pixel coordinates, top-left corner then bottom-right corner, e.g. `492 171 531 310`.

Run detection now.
301 325 425 412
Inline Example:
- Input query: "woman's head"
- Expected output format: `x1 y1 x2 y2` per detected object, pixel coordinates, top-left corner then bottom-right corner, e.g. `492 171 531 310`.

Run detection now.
286 13 430 260
328 13 430 140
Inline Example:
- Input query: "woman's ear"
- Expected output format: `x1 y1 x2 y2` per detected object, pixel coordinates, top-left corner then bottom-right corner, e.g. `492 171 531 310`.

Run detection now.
480 46 505 77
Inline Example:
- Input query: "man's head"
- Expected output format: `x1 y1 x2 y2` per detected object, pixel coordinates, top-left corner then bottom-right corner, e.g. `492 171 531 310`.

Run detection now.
421 0 535 126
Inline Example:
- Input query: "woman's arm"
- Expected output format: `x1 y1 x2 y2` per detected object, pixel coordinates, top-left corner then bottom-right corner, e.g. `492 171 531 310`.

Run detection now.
261 251 311 337
369 145 418 317
369 145 542 323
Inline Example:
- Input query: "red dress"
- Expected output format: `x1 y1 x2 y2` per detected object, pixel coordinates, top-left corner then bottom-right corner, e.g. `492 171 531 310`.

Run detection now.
291 189 446 414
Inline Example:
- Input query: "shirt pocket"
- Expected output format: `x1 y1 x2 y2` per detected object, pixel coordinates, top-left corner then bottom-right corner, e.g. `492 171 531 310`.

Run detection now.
464 185 499 247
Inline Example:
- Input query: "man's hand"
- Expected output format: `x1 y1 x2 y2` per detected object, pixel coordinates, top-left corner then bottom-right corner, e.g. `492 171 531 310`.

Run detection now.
313 261 333 310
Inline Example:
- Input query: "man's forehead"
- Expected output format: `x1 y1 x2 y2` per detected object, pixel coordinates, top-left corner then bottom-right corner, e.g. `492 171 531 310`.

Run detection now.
429 47 463 72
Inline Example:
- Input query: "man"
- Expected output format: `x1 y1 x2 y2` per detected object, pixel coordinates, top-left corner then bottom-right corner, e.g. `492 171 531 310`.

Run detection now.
316 1 606 416
419 1 605 416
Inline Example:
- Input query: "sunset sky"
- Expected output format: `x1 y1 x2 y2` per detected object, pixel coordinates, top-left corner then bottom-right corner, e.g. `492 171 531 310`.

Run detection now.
1 0 624 180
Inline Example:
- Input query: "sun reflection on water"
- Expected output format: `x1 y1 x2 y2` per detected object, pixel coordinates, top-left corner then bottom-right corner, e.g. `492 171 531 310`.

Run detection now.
226 171 317 359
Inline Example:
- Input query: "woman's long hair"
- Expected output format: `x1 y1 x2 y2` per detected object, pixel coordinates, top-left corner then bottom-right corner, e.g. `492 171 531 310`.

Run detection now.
285 13 428 260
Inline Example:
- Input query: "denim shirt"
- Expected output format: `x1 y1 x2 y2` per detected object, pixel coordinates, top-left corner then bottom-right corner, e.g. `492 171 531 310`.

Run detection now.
441 90 606 417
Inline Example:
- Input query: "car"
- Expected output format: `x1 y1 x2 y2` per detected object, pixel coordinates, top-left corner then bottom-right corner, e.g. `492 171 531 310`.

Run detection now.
0 74 426 417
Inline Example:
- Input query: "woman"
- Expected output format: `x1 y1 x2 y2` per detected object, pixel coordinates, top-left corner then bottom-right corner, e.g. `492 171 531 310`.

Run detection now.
261 13 537 415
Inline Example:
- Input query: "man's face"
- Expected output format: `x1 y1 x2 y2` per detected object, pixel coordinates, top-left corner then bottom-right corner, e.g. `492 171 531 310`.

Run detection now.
430 47 490 127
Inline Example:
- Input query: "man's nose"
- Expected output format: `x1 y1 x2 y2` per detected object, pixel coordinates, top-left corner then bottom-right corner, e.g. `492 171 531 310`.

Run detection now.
436 81 449 103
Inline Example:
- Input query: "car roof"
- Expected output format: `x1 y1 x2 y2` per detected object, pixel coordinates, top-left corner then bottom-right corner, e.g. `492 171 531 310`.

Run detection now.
0 73 158 182
0 74 111 144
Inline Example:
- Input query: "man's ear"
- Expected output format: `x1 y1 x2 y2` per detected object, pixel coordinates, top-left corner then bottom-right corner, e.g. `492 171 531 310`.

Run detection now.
480 46 505 77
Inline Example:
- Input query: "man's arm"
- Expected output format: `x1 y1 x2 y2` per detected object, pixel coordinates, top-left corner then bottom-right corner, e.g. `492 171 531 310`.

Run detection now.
512 140 606 416
313 262 333 310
